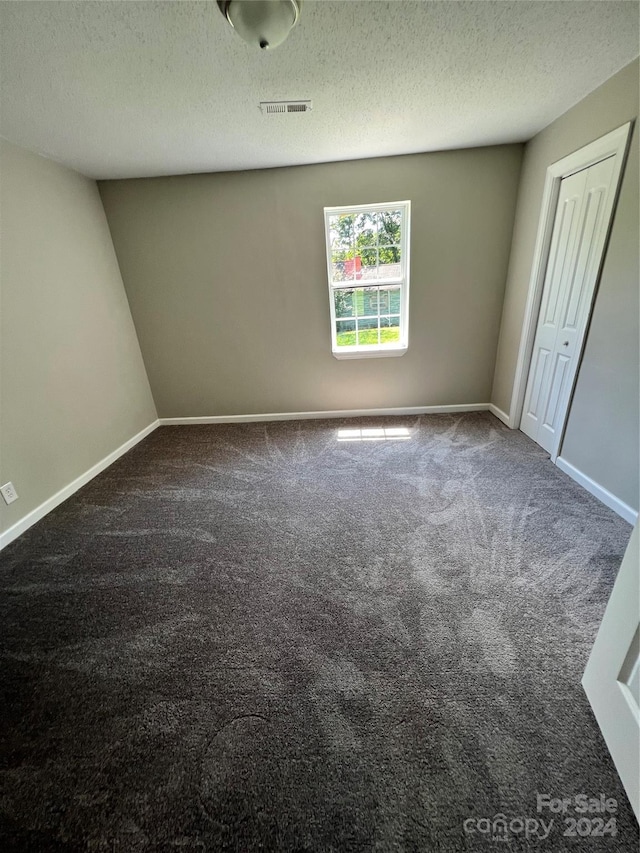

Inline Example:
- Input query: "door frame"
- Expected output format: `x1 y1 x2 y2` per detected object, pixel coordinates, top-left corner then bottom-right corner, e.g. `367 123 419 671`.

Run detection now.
509 121 633 461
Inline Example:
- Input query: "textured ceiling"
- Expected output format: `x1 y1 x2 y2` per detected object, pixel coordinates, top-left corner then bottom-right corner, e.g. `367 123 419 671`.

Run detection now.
0 1 638 179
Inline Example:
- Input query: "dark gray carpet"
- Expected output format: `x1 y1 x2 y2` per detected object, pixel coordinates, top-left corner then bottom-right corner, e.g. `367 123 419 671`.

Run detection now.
0 413 637 852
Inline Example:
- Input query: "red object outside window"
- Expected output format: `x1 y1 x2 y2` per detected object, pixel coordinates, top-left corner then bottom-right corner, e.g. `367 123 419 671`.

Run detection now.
343 257 362 279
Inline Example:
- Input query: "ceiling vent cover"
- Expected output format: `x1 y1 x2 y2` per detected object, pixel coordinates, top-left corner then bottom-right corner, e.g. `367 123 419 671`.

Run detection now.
260 100 312 115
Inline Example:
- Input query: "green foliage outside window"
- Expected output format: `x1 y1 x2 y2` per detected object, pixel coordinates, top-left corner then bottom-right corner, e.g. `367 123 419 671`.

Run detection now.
331 211 401 264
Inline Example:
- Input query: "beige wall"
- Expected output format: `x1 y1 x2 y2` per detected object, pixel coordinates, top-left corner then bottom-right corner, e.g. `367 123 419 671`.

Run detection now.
99 145 523 418
0 140 157 535
491 59 639 511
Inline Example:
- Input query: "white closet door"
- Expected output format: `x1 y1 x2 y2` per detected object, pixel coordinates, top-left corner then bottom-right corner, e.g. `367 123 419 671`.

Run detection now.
521 155 616 455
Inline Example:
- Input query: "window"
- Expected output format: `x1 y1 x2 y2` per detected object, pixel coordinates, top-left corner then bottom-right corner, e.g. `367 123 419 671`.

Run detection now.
324 201 410 358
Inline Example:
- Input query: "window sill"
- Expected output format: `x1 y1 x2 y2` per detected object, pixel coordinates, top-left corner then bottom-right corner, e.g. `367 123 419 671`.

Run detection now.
332 346 408 360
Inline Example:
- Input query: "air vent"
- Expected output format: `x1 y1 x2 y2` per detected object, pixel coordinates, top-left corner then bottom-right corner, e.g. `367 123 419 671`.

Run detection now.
260 100 312 115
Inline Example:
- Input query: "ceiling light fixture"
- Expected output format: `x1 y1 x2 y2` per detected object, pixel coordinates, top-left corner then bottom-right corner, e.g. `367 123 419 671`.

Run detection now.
217 0 302 50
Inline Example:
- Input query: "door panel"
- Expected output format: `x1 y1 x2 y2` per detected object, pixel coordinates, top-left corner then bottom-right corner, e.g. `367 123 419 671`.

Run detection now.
521 170 586 440
525 347 551 422
563 185 607 331
541 194 581 328
539 352 571 452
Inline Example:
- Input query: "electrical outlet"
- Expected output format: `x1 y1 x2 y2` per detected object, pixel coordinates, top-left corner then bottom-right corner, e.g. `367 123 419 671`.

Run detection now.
1 482 18 505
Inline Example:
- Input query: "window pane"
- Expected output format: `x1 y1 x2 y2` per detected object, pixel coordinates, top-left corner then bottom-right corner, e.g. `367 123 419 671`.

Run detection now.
381 326 401 344
335 318 356 347
334 289 355 318
359 287 379 317
357 324 380 346
329 214 354 253
359 248 378 280
331 261 349 282
377 288 389 313
354 211 377 247
349 286 379 317
329 214 355 281
378 246 401 279
380 314 400 344
385 286 401 314
378 210 402 245
332 256 361 282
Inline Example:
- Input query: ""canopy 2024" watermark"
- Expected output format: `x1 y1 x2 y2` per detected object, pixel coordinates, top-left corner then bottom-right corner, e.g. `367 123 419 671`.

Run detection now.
463 792 618 843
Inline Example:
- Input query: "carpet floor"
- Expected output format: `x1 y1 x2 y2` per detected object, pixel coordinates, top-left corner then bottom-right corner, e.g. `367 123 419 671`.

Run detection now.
0 412 637 852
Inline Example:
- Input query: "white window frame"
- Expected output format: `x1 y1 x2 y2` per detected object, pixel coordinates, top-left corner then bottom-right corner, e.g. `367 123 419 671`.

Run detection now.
323 200 411 359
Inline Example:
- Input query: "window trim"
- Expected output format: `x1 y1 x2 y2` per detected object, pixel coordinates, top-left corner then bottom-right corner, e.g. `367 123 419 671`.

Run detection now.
323 200 411 359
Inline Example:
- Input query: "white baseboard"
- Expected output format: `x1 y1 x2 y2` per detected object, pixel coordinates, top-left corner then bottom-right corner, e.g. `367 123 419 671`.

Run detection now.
488 403 513 428
556 456 638 526
0 420 160 551
159 403 490 426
